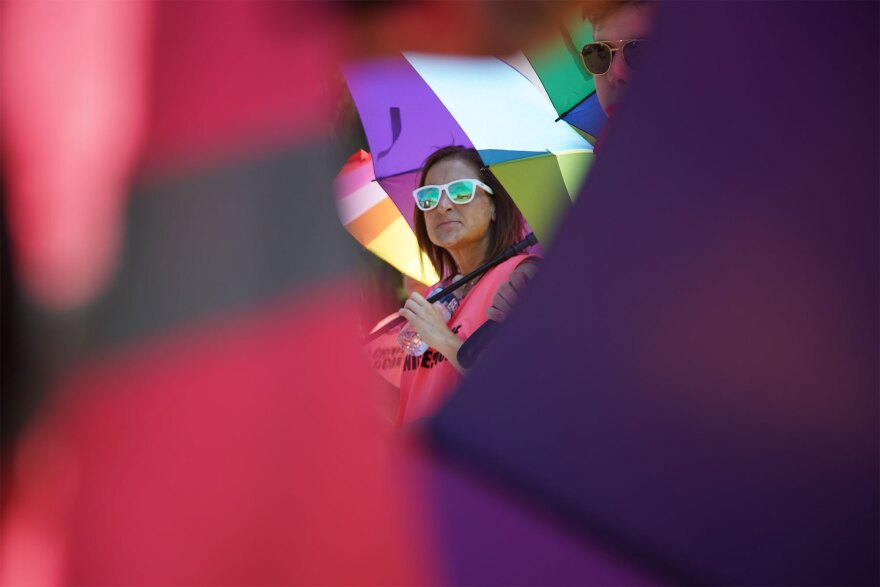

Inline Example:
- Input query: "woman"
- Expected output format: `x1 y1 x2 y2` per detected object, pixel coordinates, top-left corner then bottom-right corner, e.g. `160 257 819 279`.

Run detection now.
396 146 537 425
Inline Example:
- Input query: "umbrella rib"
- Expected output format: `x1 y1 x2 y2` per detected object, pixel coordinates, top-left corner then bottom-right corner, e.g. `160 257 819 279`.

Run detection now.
557 93 593 121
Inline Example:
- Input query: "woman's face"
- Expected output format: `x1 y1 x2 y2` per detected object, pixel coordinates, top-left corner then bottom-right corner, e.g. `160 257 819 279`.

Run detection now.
422 157 495 257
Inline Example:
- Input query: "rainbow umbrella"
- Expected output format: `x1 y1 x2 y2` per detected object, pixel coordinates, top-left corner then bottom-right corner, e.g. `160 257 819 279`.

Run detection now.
343 52 595 246
333 149 438 285
508 12 608 140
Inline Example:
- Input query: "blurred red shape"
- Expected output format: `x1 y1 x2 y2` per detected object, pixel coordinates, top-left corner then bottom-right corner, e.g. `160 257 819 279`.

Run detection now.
1 283 437 585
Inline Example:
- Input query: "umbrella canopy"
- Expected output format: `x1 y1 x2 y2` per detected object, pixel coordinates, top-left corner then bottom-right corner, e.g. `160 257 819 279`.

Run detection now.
513 13 608 139
343 52 595 247
333 150 438 285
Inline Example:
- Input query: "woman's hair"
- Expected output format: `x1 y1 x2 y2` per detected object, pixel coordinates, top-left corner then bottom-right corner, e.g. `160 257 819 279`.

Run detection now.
414 146 526 279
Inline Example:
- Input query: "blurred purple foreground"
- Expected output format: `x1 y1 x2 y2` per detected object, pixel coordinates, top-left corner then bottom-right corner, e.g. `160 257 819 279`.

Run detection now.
430 2 878 585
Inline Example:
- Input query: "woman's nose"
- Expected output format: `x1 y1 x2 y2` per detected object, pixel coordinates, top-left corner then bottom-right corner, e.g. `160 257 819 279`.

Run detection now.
437 190 454 211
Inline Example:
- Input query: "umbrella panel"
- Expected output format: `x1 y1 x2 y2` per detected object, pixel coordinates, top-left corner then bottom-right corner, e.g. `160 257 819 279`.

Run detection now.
524 13 608 137
377 171 420 228
335 151 438 285
490 150 594 244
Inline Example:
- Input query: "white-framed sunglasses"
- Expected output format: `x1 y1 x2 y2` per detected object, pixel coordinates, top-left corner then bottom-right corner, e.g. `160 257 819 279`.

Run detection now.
412 179 494 212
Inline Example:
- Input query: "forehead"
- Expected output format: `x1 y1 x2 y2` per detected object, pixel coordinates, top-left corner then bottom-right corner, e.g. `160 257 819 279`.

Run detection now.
424 157 481 185
593 5 655 41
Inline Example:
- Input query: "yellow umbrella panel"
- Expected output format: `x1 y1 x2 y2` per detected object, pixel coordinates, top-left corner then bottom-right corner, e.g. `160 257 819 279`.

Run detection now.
489 149 595 245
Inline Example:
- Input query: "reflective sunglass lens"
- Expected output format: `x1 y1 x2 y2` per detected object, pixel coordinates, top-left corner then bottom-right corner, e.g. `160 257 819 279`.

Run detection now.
416 187 440 210
623 40 647 70
582 43 611 75
447 180 476 203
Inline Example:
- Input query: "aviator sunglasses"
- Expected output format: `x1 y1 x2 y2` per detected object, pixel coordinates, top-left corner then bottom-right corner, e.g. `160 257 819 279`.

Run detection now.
413 179 494 212
580 39 649 76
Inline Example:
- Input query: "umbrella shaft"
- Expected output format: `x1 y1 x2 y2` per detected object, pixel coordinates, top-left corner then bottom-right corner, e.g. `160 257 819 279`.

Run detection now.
365 233 538 343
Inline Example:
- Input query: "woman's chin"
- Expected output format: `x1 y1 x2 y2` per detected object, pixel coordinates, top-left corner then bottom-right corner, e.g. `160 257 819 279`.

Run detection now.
429 228 462 248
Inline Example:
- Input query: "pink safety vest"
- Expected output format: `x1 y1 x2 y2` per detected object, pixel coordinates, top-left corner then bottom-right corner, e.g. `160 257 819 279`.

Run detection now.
397 254 537 425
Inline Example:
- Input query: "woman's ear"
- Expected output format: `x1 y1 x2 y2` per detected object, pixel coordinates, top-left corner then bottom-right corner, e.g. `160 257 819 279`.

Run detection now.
490 204 497 221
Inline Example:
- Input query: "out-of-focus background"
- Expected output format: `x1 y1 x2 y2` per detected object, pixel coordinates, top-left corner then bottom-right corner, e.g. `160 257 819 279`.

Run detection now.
1 1 877 585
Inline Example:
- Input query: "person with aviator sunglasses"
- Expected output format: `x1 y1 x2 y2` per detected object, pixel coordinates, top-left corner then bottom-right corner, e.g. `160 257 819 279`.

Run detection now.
395 146 536 425
477 1 658 335
583 0 656 119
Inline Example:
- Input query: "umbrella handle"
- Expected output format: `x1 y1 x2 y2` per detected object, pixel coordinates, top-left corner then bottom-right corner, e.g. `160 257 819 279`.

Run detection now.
364 232 538 343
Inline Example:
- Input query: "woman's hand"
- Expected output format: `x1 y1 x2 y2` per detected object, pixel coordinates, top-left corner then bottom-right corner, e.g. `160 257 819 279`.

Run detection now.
399 292 466 374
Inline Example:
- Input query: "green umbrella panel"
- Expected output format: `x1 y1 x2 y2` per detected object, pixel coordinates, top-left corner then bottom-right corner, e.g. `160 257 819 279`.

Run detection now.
522 14 607 140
